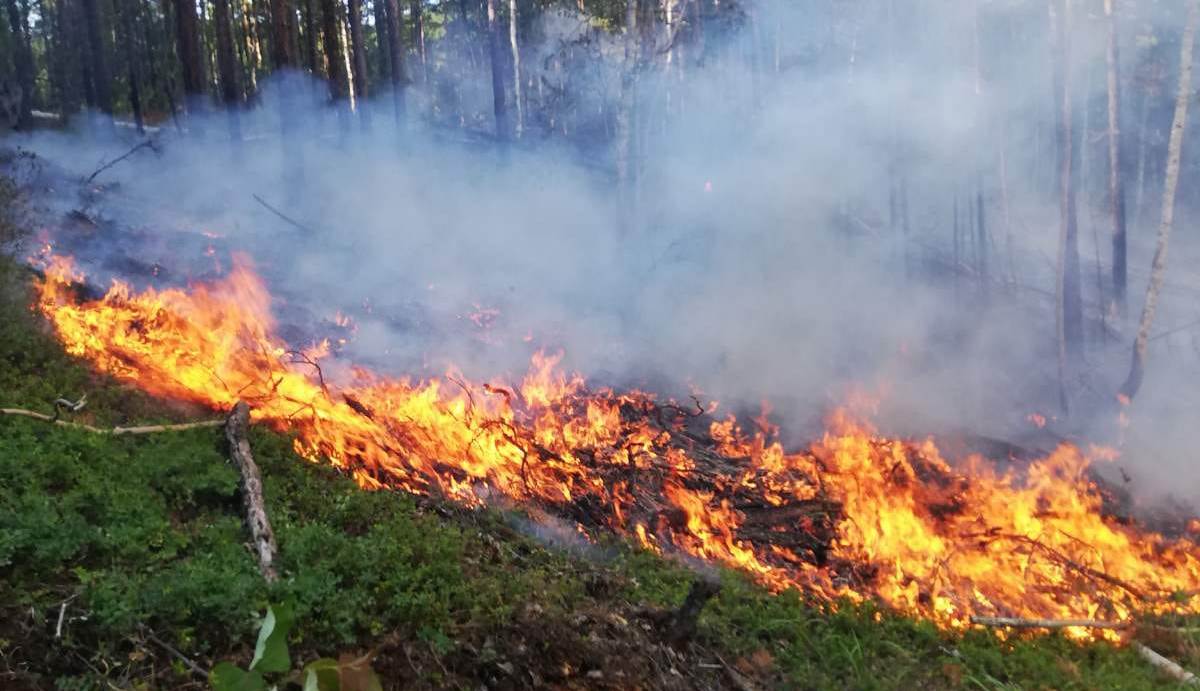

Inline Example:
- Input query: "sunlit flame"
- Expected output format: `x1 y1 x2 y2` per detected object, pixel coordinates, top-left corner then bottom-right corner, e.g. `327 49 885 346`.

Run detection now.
32 254 1200 640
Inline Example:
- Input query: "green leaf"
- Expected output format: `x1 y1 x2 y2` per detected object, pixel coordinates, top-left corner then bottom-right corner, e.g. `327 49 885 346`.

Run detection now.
302 658 341 691
337 653 383 691
249 602 295 674
210 662 267 691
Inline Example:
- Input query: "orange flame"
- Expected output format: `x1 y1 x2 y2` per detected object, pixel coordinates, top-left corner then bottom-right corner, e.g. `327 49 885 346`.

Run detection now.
33 255 1200 639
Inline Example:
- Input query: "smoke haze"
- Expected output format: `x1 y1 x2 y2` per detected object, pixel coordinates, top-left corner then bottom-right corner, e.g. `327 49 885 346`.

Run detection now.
4 0 1200 505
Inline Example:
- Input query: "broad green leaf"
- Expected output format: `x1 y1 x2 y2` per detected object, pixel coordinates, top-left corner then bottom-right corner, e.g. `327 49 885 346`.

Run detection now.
210 662 267 691
337 653 383 691
302 658 341 691
249 602 295 673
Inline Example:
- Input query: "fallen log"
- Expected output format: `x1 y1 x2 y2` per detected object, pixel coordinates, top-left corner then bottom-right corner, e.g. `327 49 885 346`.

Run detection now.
226 401 279 582
1132 641 1200 686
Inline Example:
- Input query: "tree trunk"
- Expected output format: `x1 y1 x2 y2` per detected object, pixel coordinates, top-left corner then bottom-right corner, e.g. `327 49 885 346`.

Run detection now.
214 0 244 141
508 0 522 136
270 0 296 67
486 0 508 140
301 0 320 75
1051 0 1083 413
1120 0 1199 401
4 0 35 127
615 0 638 235
173 0 207 111
410 0 425 79
319 0 350 133
382 0 406 129
346 0 369 128
372 0 391 79
81 0 113 115
117 0 145 133
1104 0 1127 317
51 0 81 119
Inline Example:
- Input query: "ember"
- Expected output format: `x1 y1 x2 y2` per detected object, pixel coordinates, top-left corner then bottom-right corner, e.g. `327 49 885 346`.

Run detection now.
34 253 1200 641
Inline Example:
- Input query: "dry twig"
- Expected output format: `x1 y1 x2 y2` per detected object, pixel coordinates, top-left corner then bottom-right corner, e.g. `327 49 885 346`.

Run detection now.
86 139 159 183
0 407 224 434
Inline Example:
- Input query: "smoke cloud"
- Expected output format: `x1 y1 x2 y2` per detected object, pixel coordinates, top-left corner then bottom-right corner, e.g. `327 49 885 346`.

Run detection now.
4 1 1200 506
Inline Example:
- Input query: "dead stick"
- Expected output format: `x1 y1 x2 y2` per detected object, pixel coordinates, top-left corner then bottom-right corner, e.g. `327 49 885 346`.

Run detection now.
970 616 1128 630
252 193 318 234
86 139 157 183
1 408 224 434
140 627 209 680
226 401 278 582
1132 641 1200 686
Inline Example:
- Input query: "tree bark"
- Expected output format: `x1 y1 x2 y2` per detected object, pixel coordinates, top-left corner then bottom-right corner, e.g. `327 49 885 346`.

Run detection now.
346 0 369 128
1120 0 1199 401
1103 0 1128 319
81 0 113 115
4 0 35 127
508 0 522 136
486 0 508 140
214 0 244 141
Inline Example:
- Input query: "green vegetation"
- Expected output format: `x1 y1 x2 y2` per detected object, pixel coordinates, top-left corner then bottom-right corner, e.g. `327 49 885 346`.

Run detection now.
1 256 1198 689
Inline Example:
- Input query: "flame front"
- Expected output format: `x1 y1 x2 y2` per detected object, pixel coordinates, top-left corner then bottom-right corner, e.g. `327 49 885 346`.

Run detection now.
34 255 1200 639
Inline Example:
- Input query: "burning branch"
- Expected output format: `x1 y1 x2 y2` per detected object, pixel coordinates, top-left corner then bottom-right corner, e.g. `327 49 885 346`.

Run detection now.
226 401 279 582
969 616 1128 630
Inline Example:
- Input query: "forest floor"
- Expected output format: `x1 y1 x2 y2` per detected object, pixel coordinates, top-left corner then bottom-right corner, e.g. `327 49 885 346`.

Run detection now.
1 186 1199 689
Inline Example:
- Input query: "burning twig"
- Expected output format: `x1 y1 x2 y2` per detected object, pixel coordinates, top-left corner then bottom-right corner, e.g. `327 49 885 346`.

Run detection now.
969 616 1129 630
1132 641 1200 686
86 138 160 183
252 193 318 234
226 401 279 582
0 407 225 434
285 350 329 396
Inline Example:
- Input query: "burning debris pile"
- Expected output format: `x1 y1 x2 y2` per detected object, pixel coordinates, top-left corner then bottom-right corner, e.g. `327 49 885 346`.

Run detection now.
32 252 1200 641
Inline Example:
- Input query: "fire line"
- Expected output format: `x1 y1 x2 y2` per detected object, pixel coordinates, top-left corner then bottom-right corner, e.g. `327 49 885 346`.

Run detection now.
33 252 1200 642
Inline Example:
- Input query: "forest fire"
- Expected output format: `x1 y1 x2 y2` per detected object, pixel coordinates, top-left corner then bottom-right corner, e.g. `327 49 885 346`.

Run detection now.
33 253 1200 641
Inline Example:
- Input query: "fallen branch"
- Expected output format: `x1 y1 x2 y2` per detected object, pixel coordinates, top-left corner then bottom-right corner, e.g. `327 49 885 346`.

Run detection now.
1132 641 1200 686
0 407 224 434
54 594 77 639
970 616 1128 630
86 139 159 183
140 626 209 680
226 401 279 582
252 193 318 234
